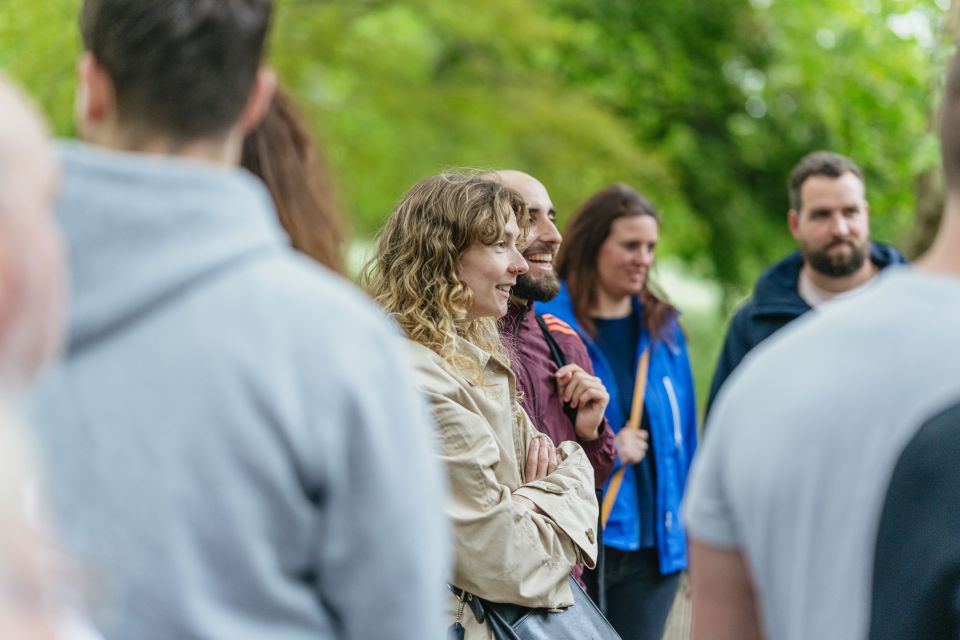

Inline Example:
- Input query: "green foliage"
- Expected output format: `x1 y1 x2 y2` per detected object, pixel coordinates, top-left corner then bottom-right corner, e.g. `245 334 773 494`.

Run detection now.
0 0 79 134
684 304 728 420
547 0 945 299
1 0 944 288
270 0 688 248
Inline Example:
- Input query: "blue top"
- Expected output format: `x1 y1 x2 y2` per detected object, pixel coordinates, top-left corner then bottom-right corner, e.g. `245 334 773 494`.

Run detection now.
594 314 657 548
540 282 698 574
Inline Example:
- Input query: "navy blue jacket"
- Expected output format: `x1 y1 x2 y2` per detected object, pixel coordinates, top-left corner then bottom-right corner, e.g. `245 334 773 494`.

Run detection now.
540 283 698 574
706 242 908 414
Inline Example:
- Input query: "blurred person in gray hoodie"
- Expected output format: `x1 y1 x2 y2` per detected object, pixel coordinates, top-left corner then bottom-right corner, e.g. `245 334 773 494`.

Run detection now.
26 2 448 639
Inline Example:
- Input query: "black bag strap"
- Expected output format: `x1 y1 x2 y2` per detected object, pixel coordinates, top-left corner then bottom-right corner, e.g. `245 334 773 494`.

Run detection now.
535 314 568 368
536 314 608 612
535 314 578 425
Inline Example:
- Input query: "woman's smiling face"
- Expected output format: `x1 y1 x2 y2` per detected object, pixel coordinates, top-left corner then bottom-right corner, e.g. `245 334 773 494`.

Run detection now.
596 213 659 304
458 211 528 321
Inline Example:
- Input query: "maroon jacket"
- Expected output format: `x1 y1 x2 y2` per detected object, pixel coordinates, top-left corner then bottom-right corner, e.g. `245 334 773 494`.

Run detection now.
501 301 617 490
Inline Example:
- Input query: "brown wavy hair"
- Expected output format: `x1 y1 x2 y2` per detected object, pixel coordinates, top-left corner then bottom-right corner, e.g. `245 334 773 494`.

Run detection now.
241 87 344 274
557 183 677 341
367 172 528 381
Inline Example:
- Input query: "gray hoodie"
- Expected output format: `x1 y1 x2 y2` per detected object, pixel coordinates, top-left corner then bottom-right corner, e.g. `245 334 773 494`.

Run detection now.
28 142 448 640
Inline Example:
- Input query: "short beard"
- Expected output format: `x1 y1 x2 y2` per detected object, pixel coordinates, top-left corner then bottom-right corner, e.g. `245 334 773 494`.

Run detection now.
804 240 869 278
512 272 560 303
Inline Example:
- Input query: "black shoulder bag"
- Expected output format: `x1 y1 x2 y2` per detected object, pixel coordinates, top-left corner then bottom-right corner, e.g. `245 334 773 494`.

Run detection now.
448 575 620 640
534 315 577 423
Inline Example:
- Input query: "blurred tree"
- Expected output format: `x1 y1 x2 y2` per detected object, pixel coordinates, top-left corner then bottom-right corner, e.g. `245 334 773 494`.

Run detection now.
904 0 958 258
547 0 764 291
0 0 79 134
761 0 946 263
547 0 946 302
269 0 693 253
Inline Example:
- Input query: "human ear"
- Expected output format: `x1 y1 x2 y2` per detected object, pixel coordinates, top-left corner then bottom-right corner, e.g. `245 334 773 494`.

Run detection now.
787 209 801 242
238 68 277 135
75 53 116 140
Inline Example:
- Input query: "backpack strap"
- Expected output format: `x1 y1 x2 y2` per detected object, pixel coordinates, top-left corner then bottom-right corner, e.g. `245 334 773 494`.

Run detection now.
535 314 568 367
535 314 576 424
538 313 608 610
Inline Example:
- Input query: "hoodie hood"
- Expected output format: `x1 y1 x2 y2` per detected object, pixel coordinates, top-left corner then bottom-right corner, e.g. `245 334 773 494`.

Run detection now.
56 141 286 353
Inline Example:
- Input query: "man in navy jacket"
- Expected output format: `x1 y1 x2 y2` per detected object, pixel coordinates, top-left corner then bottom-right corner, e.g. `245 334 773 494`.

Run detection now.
707 152 908 414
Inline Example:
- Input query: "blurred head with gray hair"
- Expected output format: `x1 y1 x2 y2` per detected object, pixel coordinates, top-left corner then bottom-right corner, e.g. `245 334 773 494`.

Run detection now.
0 77 66 392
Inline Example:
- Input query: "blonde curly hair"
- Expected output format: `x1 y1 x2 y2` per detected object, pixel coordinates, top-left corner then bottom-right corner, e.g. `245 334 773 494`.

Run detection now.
367 171 528 381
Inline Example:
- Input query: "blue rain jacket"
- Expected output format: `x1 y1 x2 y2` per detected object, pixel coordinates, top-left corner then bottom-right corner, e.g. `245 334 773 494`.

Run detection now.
540 283 698 573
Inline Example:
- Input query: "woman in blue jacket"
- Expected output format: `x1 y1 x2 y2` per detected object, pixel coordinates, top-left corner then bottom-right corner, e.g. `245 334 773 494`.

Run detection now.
539 183 698 640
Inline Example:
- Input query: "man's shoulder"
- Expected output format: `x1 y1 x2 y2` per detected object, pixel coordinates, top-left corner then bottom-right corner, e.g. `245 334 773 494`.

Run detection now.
245 252 378 319
727 297 758 327
750 252 806 308
871 241 910 269
538 313 593 363
725 295 790 343
218 252 404 366
539 313 579 338
716 270 926 419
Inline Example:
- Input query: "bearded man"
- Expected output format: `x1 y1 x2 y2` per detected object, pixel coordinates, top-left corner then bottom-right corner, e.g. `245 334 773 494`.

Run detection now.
706 151 907 414
493 170 617 488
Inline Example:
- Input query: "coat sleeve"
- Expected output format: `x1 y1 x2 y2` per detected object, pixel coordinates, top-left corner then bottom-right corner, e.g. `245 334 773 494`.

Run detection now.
513 408 599 567
424 389 598 608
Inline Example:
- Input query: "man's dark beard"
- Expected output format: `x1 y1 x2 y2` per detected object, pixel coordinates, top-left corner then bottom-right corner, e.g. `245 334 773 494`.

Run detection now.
805 240 869 278
512 271 560 302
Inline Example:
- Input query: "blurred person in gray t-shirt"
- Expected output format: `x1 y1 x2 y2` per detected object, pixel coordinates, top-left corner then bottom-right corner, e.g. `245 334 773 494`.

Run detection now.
684 50 960 640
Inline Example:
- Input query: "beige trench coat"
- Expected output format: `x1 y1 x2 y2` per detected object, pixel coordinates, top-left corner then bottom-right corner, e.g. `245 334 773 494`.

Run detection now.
407 337 599 640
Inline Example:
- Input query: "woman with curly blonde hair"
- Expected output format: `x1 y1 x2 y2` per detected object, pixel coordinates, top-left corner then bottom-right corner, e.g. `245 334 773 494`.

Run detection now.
369 172 600 640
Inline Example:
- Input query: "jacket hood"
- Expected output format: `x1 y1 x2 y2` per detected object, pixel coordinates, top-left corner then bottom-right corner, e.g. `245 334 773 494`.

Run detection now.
751 242 908 316
56 142 286 353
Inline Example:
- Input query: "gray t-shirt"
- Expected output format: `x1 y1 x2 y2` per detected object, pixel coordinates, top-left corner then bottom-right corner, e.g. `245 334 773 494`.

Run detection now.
684 268 960 640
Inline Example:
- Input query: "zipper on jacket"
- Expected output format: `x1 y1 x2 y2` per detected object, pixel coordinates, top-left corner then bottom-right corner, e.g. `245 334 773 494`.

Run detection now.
662 376 682 449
